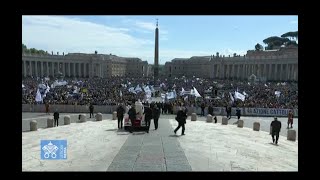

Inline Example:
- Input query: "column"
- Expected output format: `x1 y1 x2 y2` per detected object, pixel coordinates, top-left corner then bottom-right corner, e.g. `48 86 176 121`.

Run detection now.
286 64 289 81
62 62 65 76
290 64 293 81
23 60 26 77
236 65 239 79
35 61 38 78
40 62 43 77
73 63 76 77
84 63 87 78
275 64 278 81
68 62 71 77
29 61 33 77
46 62 49 77
232 64 235 78
51 62 54 76
243 64 246 80
263 64 266 79
268 64 272 81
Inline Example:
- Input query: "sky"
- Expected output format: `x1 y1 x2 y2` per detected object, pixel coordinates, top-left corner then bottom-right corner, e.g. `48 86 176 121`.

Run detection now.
22 15 298 64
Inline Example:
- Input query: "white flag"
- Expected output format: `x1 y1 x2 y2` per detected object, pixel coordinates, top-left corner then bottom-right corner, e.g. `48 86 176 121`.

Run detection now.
235 91 245 101
180 87 185 96
35 89 42 102
193 87 202 97
229 92 234 102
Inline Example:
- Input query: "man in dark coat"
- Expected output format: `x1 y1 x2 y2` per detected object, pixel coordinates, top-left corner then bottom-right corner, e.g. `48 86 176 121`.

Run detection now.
116 104 125 129
208 104 213 116
144 105 153 133
128 106 137 133
53 110 59 127
270 117 282 145
234 107 241 124
174 107 187 135
153 106 161 130
89 103 94 118
201 103 205 116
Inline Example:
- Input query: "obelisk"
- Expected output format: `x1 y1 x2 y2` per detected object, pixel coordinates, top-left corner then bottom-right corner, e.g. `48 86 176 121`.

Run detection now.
154 19 159 80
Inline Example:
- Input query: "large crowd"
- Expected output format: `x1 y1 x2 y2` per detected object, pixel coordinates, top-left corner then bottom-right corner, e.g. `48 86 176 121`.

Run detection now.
22 76 298 109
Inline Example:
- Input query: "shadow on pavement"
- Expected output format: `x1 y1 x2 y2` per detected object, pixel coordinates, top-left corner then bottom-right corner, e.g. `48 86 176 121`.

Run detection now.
168 135 179 137
105 128 118 131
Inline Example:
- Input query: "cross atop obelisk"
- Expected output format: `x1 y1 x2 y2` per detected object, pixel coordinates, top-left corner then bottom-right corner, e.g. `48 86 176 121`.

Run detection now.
154 18 159 81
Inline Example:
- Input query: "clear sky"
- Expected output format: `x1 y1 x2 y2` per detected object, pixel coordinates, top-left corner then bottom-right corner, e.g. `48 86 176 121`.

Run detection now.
22 15 298 64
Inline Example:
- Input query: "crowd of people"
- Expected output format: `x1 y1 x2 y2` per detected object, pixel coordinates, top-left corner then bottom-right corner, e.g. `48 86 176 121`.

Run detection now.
22 76 298 109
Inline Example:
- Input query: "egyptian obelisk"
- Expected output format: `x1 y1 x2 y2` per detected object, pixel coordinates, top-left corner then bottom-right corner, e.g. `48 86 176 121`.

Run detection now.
154 19 159 80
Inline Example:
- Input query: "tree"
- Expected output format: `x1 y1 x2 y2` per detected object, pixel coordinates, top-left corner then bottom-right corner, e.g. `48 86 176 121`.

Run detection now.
281 31 298 41
263 36 290 50
255 43 263 51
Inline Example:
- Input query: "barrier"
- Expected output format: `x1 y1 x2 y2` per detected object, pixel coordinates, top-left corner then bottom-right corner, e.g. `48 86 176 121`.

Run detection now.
287 130 296 141
191 113 197 121
253 122 260 131
237 120 244 128
30 120 37 131
96 113 103 121
21 104 298 117
206 115 213 122
64 116 71 125
47 118 54 128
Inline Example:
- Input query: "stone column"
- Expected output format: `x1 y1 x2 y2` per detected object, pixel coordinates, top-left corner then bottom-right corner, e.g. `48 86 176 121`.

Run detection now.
41 62 43 77
275 64 278 81
46 62 49 77
269 64 272 81
29 61 33 77
51 62 54 77
263 64 266 79
73 63 76 77
68 62 70 77
233 64 235 78
34 61 38 78
23 60 26 77
84 63 86 78
62 62 65 76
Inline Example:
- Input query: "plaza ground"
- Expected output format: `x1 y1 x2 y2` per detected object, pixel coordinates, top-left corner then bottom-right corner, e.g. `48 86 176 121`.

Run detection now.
22 112 298 171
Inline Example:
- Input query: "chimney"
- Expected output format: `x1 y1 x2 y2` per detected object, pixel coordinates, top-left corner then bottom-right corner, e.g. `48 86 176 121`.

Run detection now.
51 51 53 55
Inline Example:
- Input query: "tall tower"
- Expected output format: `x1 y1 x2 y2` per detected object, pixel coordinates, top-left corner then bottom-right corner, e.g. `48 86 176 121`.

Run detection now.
154 19 159 80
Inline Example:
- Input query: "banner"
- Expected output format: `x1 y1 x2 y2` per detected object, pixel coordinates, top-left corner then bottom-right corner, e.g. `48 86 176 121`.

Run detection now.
245 108 292 117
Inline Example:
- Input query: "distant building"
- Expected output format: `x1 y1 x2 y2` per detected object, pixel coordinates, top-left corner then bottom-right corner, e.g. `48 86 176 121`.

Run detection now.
165 46 298 81
22 53 148 78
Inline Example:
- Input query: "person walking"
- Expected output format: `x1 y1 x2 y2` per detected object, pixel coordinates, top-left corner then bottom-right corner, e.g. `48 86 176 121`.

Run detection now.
53 110 59 127
116 103 125 129
144 105 153 133
153 105 161 130
234 107 241 124
270 117 282 145
174 107 187 135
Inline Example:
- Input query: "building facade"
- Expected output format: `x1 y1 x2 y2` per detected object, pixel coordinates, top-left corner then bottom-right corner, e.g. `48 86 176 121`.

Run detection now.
165 46 298 81
22 53 149 78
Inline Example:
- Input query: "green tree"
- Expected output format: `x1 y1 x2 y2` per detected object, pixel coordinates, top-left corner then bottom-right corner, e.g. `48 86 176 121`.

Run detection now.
281 31 298 41
263 36 289 50
255 43 263 51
